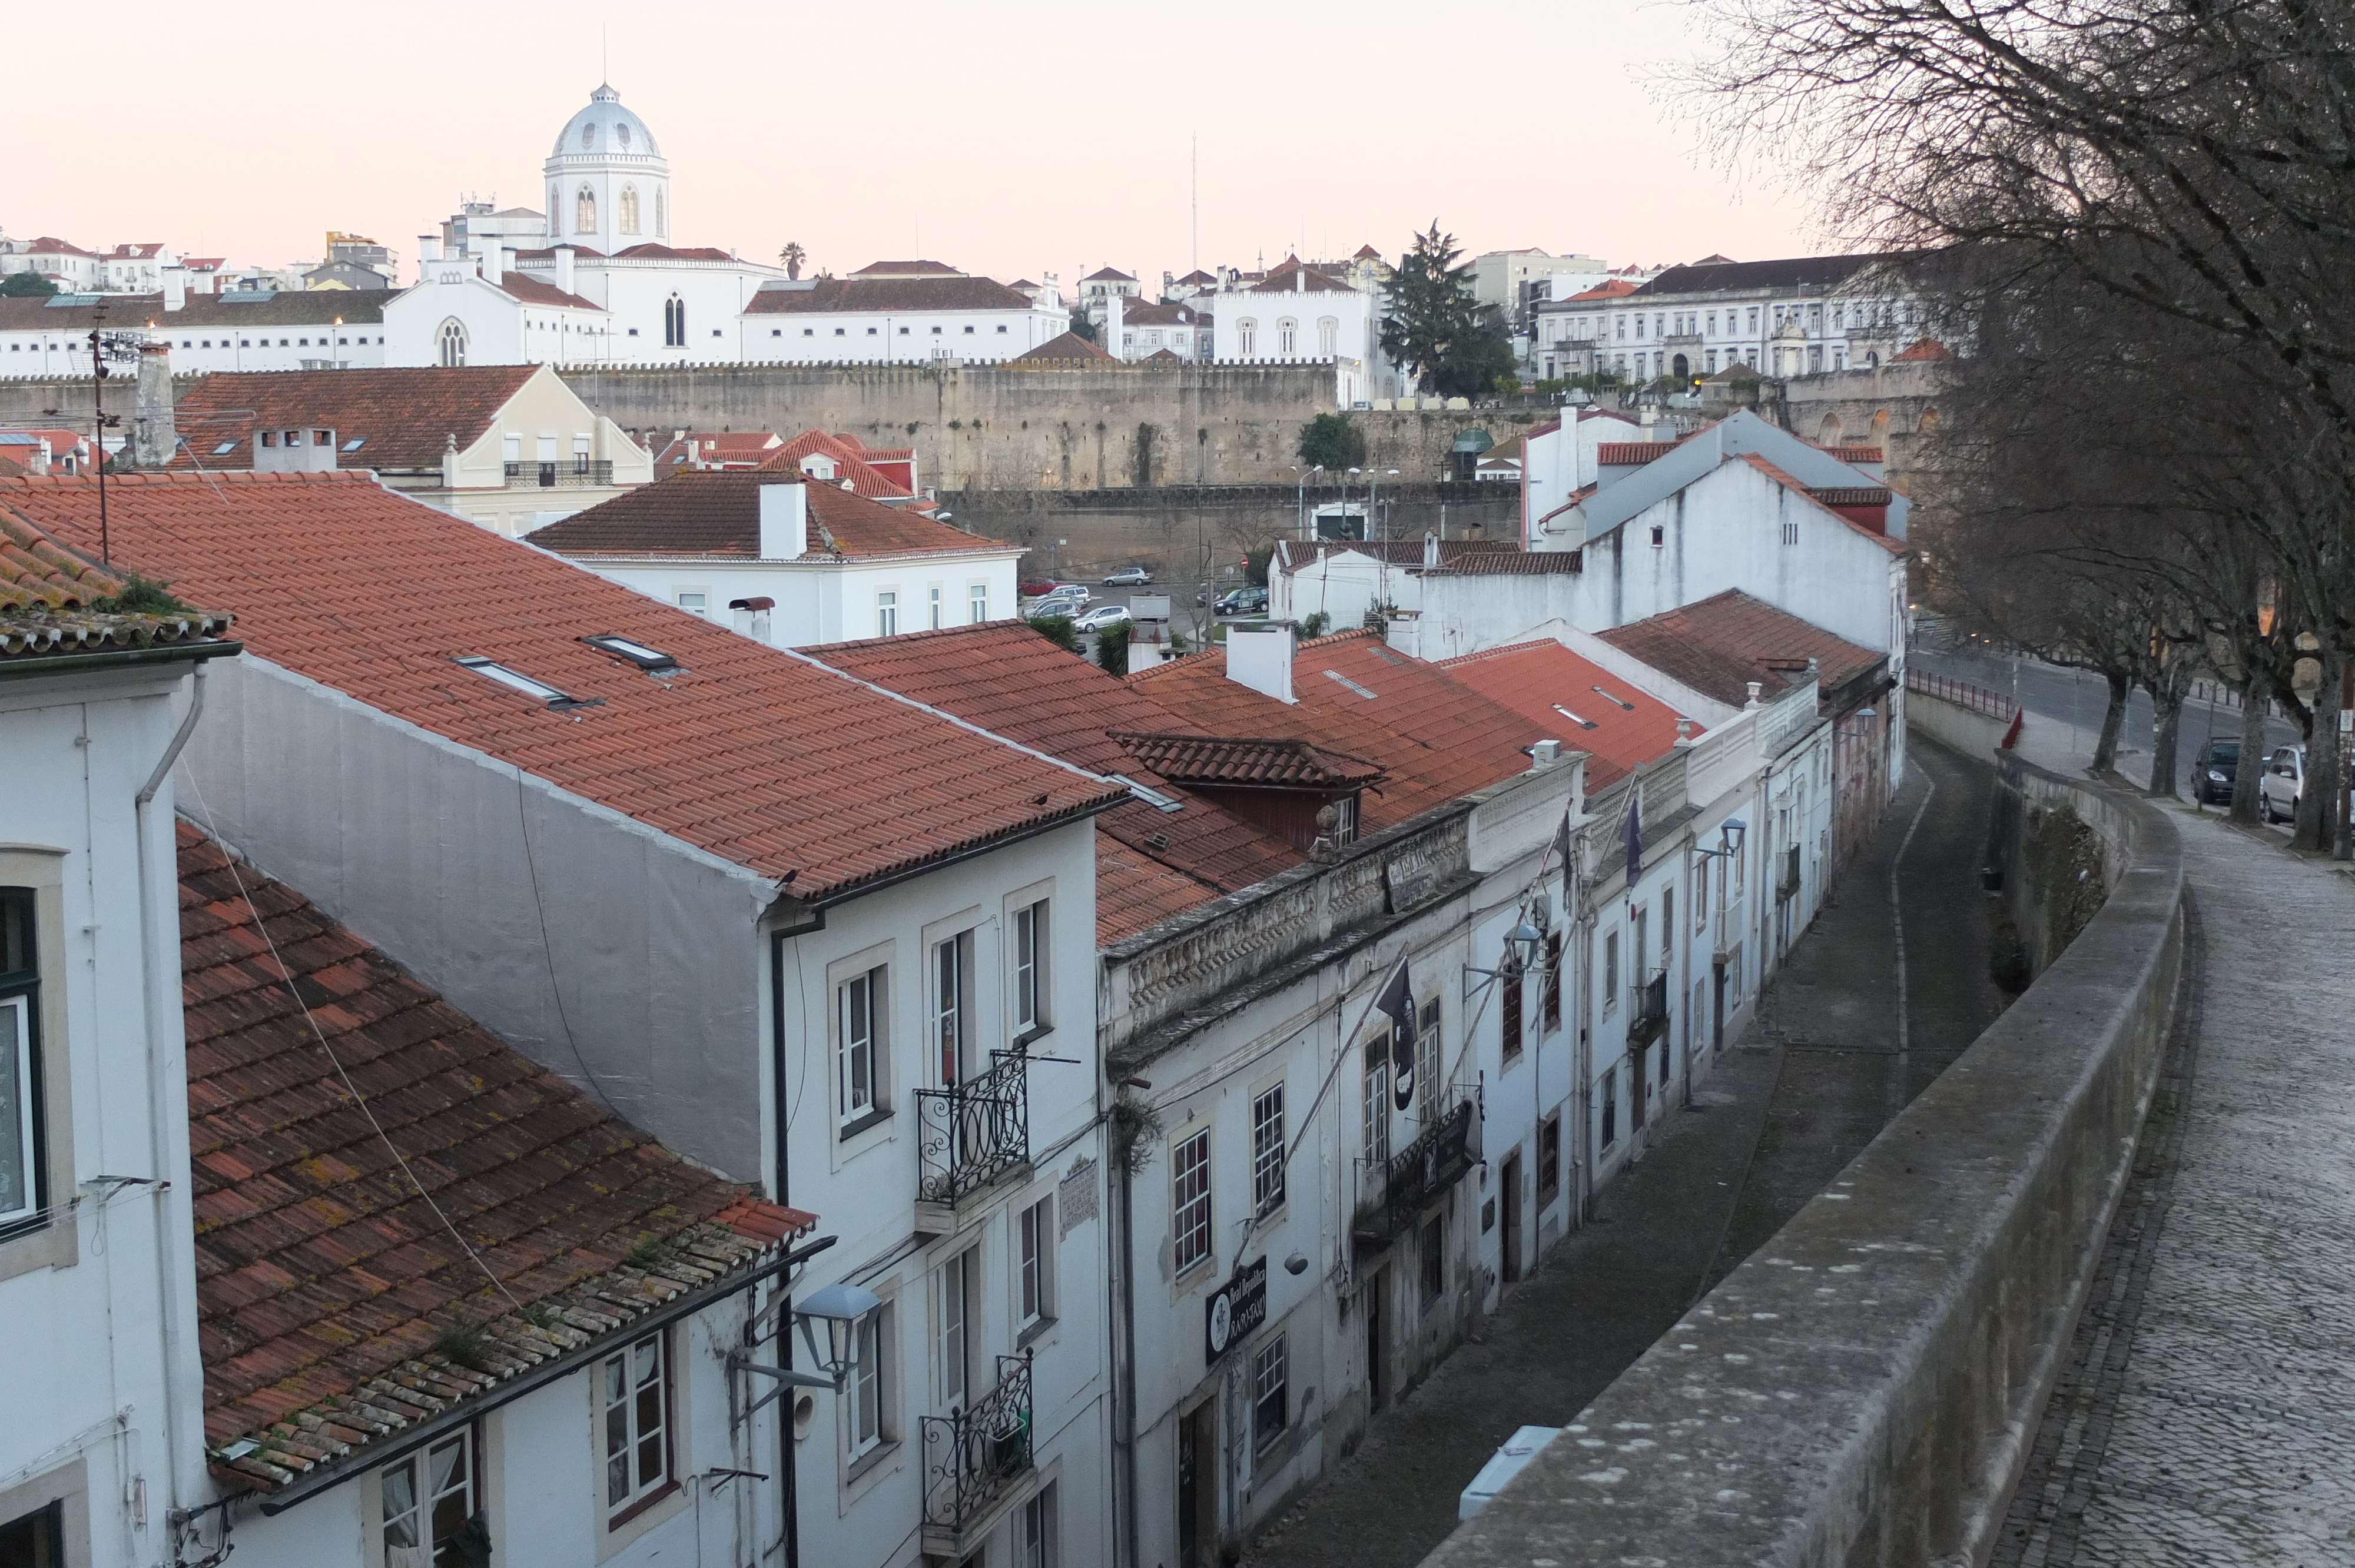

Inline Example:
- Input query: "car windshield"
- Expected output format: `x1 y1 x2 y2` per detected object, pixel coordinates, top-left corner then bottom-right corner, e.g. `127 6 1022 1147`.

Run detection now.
2207 743 2238 762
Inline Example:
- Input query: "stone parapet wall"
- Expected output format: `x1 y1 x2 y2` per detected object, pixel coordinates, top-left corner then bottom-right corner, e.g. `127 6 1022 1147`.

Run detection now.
1421 753 2182 1568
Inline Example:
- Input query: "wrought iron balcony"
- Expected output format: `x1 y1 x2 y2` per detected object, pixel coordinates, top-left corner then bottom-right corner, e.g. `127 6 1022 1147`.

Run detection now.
915 1051 1031 1225
921 1353 1034 1552
1628 972 1670 1047
1778 844 1803 903
503 459 613 488
1353 1099 1477 1248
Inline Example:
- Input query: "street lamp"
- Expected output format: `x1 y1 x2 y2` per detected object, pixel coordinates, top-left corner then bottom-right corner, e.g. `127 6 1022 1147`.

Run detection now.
1368 468 1399 539
730 1280 882 1400
1346 467 1362 541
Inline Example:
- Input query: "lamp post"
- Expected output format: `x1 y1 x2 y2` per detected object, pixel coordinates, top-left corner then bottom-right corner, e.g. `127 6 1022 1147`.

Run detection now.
1345 466 1362 541
1368 467 1399 539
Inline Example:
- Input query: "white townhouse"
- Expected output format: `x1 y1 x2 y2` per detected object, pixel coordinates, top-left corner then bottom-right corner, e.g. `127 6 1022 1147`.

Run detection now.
527 469 1026 646
1208 258 1397 406
1531 254 1924 384
0 235 182 294
0 517 240 1568
383 248 615 369
1116 300 1208 361
8 470 1128 1568
0 281 393 377
741 262 1069 364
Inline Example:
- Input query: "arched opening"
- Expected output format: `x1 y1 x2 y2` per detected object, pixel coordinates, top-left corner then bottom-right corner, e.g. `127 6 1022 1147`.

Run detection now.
1277 317 1298 356
1236 318 1257 356
1917 406 1941 431
1870 408 1891 440
664 295 686 348
575 185 597 236
619 185 641 235
437 318 467 368
1817 414 1844 444
1671 353 1690 381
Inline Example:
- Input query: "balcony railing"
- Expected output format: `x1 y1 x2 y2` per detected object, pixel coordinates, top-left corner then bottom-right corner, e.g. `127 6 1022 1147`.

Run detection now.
922 1354 1034 1545
1628 972 1670 1047
916 1051 1031 1211
503 459 613 488
1354 1099 1477 1248
1778 844 1803 903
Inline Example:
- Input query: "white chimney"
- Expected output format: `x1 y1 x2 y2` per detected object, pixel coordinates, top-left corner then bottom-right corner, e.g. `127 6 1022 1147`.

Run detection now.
1422 530 1439 569
554 244 577 297
1531 739 1563 769
1223 621 1297 704
758 481 810 559
162 265 187 313
419 234 441 265
1106 290 1126 358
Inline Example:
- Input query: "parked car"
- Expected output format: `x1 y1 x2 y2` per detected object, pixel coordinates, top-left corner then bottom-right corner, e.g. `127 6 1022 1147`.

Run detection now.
1029 586 1089 613
2258 745 2310 823
1019 577 1060 597
2192 739 2241 806
1216 586 1269 617
1073 604 1133 632
1103 566 1154 587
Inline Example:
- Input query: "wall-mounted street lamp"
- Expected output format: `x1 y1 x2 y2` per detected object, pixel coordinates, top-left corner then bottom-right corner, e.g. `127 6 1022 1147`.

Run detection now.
732 1280 883 1408
1693 818 1747 860
1463 917 1546 1003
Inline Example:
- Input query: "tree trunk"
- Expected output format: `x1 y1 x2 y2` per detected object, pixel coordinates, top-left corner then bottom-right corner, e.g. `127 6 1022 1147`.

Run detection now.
2230 679 2268 825
2293 651 2339 853
2148 677 2186 798
2091 669 2131 773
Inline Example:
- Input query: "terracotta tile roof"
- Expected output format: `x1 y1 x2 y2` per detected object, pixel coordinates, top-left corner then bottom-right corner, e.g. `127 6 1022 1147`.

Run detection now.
1108 732 1384 789
745 275 1033 313
1250 261 1354 294
1083 267 1137 282
1415 549 1586 577
1096 836 1218 943
810 623 1305 928
1173 270 1219 285
1565 279 1640 301
0 507 236 659
527 471 999 559
1816 444 1883 463
1011 331 1117 365
752 430 910 497
611 243 736 262
1596 441 1682 466
1597 589 1882 709
851 260 963 277
652 431 784 470
513 245 608 261
0 290 394 332
499 271 601 310
169 366 539 471
4 472 1122 901
1130 632 1542 831
178 826 815 1491
1437 640 1696 789
1354 244 1384 260
1271 538 1519 574
1138 350 1187 367
1120 300 1198 327
1736 453 1906 554
1892 337 1951 362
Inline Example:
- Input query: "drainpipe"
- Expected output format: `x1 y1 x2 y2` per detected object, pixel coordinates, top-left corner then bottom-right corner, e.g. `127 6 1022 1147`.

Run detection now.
135 665 206 1553
1115 1160 1140 1568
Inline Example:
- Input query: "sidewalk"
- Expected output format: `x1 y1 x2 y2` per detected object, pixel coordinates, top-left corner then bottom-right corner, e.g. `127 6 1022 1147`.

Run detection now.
1240 738 2004 1568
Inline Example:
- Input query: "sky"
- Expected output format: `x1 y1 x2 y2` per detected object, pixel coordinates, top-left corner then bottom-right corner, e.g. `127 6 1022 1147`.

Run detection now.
14 0 1832 288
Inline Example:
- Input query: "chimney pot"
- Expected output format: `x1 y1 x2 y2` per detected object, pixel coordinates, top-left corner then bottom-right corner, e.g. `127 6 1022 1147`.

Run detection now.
759 480 810 560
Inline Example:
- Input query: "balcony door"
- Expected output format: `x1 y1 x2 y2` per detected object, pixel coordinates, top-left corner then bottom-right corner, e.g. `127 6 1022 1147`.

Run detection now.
935 930 976 1088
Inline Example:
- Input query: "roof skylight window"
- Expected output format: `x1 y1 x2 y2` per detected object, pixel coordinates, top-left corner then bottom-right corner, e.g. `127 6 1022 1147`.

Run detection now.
454 656 599 709
342 437 367 452
1590 685 1637 712
583 633 680 675
1110 774 1185 813
1323 670 1378 700
1551 704 1599 730
212 440 238 455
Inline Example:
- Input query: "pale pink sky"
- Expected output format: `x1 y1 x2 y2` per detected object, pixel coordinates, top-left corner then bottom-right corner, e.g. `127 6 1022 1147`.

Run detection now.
21 0 1827 287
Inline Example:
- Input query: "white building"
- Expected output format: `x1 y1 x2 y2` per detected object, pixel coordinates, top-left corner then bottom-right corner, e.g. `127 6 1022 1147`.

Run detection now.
1468 248 1612 331
7 469 1125 1568
1208 258 1395 406
383 248 613 368
0 282 393 377
0 517 239 1568
527 469 1025 646
742 262 1067 364
1115 299 1208 361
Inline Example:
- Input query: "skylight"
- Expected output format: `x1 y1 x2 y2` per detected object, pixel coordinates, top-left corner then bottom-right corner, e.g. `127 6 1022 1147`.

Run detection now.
342 437 367 452
212 441 238 455
1324 670 1378 700
1552 704 1599 730
582 633 679 675
1590 685 1637 712
1110 774 1185 813
454 656 596 709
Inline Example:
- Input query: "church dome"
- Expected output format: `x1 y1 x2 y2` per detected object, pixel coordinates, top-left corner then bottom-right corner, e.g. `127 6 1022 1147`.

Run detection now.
549 84 663 161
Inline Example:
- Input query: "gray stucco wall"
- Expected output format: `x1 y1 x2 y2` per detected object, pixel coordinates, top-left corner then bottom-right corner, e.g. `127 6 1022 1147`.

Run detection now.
1419 755 2182 1568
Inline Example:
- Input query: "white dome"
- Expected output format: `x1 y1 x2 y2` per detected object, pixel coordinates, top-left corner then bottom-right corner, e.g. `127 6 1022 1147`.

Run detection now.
549 84 662 161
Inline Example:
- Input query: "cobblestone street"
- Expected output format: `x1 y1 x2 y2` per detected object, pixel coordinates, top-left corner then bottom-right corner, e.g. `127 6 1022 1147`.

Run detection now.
1238 739 2002 1568
1995 809 2355 1567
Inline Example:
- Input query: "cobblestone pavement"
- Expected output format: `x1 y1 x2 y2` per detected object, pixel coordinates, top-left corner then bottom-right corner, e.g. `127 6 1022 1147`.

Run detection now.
1238 740 2002 1568
1995 809 2355 1567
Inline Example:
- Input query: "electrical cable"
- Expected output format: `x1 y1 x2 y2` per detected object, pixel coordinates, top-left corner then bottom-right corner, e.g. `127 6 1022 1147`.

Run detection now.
512 763 620 1113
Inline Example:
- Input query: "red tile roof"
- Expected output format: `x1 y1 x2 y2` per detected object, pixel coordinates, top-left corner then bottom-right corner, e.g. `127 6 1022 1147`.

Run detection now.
500 270 601 310
1566 279 1640 301
2 472 1121 902
0 507 236 659
1011 331 1116 364
1083 267 1138 282
1596 441 1681 466
1596 589 1882 709
1096 837 1219 942
851 260 963 276
179 826 815 1491
1438 640 1695 788
169 366 540 472
1250 261 1354 294
1130 631 1543 830
24 236 95 257
1736 453 1906 554
612 243 736 262
526 471 1002 559
753 430 911 497
745 275 1033 313
653 431 784 470
1892 337 1951 362
1108 732 1384 789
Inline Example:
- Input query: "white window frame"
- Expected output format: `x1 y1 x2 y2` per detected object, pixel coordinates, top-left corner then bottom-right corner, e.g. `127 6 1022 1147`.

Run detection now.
674 587 711 617
1019 1481 1058 1568
379 1426 475 1568
1018 1195 1056 1334
938 1246 977 1413
876 590 899 636
601 1330 673 1520
1010 898 1048 1037
1362 1037 1391 1170
968 582 990 623
836 964 886 1132
1172 1129 1212 1275
1251 1334 1288 1451
848 1303 893 1461
1250 1081 1286 1218
934 929 974 1086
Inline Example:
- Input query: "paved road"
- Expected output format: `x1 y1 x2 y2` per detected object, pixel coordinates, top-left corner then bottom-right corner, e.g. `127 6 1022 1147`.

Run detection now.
1240 738 2004 1568
1994 810 2355 1567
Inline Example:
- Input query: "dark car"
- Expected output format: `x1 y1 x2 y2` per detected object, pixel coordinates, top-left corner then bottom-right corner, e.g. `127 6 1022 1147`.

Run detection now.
2192 738 2240 805
1216 586 1269 617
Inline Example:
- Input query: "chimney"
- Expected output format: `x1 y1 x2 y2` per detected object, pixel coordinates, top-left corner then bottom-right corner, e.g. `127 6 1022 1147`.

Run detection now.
554 244 577 297
758 480 810 559
1106 290 1126 358
1422 530 1440 569
162 265 187 313
498 245 516 281
419 234 440 265
729 596 776 644
131 343 177 469
1530 739 1563 769
1223 621 1297 704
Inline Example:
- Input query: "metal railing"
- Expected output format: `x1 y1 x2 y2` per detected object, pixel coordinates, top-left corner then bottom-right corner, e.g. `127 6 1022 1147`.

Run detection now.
922 1354 1034 1536
1354 1099 1475 1245
1905 668 2017 721
915 1052 1031 1208
1628 972 1670 1046
503 459 613 488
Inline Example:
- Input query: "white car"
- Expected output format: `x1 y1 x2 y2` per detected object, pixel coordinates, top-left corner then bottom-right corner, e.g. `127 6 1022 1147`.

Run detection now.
2256 745 2355 824
1028 589 1089 616
1073 604 1133 633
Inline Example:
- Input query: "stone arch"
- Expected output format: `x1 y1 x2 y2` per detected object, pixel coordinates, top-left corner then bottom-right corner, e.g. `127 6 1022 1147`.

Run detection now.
1870 408 1891 441
1916 405 1941 431
1817 413 1845 444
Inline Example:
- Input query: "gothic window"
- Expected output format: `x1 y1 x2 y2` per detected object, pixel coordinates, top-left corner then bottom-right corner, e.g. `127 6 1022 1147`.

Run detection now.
620 185 641 235
548 187 559 222
1277 318 1298 355
655 190 666 238
1318 317 1338 356
664 295 686 348
437 318 467 368
575 185 597 235
1236 318 1257 356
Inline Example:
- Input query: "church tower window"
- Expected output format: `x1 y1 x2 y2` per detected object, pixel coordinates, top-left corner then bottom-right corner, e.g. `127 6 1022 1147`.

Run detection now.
581 121 597 150
655 190 666 238
437 318 468 368
664 295 686 348
620 185 641 235
575 186 597 236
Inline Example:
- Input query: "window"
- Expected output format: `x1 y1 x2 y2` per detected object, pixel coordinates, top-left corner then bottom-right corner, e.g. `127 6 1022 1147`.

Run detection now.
575 185 597 234
1236 318 1257 356
1419 1214 1444 1305
1011 899 1048 1035
1633 907 1648 985
380 1427 476 1568
453 656 579 707
1318 316 1338 356
1601 1069 1617 1148
582 633 677 674
1251 1335 1288 1450
1541 931 1562 1034
849 1304 892 1460
1416 998 1440 1124
1603 932 1620 1012
969 582 990 623
1277 318 1298 355
619 184 641 234
1501 961 1524 1061
934 929 973 1085
963 324 976 334
877 590 898 636
663 295 686 348
928 585 944 629
676 591 708 616
1661 888 1674 959
837 965 884 1131
1 890 41 1233
1172 1130 1212 1274
1019 1195 1055 1331
601 1331 672 1518
1019 1484 1058 1568
1251 1082 1285 1217
1362 1034 1391 1168
1538 1114 1561 1204
655 190 666 236
436 317 467 367
938 1247 977 1411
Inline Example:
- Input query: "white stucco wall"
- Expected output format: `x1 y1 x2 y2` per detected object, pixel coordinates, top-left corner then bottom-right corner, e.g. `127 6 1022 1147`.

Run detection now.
548 549 1024 649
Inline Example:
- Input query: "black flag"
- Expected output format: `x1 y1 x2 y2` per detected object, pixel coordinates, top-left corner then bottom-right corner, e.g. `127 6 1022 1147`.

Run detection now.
1375 959 1417 1111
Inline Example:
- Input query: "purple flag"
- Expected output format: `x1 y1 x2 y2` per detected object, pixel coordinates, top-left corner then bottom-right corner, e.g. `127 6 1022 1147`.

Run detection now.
1374 959 1418 1112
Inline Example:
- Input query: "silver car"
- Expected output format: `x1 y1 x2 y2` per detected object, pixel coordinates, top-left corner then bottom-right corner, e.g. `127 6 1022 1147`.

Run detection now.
2256 745 2355 825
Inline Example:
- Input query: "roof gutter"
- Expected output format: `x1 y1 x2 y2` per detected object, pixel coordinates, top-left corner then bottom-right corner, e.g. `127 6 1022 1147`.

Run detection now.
793 795 1116 913
0 638 243 681
250 1232 837 1516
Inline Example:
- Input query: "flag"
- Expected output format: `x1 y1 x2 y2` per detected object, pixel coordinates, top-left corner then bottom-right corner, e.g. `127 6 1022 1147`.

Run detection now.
1621 787 1643 887
1554 809 1574 906
1374 959 1418 1112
